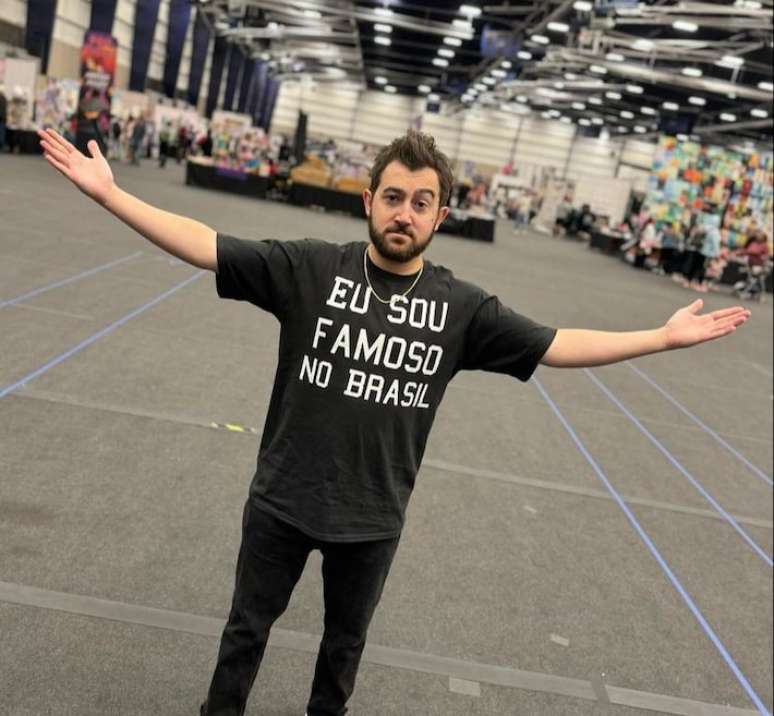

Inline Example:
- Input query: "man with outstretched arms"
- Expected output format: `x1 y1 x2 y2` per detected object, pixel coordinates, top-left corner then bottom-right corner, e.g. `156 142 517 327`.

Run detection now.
38 127 750 716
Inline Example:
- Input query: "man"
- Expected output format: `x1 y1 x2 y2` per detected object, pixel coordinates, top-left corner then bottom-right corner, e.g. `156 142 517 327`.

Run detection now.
37 127 750 716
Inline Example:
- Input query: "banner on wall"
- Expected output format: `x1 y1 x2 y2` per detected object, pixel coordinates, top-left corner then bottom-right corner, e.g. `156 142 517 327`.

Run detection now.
76 30 118 153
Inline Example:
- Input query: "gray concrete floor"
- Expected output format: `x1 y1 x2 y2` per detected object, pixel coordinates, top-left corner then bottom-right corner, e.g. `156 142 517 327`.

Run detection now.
1 154 772 716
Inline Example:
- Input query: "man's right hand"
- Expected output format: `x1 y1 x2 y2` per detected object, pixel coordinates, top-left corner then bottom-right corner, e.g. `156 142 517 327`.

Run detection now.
38 128 116 206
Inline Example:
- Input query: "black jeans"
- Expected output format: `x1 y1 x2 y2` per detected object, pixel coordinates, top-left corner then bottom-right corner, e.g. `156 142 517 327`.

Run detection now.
202 500 400 716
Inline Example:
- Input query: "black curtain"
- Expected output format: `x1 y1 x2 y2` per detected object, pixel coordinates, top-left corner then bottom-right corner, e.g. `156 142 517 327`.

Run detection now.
223 45 243 111
25 0 58 74
129 0 161 92
162 0 192 99
186 8 211 107
89 0 118 35
205 36 228 118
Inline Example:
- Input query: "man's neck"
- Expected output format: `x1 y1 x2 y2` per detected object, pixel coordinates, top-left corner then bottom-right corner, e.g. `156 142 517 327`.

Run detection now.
367 244 423 276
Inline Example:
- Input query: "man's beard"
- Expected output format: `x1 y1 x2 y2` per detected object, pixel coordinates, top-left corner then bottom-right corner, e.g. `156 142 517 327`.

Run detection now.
368 214 436 263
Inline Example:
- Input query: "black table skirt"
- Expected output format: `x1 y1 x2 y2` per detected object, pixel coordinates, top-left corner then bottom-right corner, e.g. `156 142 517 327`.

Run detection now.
6 129 43 154
589 230 626 254
185 161 272 198
440 214 495 243
288 182 366 218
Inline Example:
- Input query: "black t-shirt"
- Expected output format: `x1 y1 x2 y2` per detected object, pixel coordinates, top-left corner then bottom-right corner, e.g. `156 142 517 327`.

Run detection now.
216 235 556 541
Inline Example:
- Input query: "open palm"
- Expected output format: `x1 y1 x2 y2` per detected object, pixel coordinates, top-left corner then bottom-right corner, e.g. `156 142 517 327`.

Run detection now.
664 299 751 349
38 128 115 204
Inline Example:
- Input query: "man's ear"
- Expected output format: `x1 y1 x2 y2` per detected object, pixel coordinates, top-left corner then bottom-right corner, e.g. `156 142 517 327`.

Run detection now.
435 206 450 231
362 189 372 217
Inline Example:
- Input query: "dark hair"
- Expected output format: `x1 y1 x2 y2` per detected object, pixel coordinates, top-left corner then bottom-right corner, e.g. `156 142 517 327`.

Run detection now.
369 130 454 207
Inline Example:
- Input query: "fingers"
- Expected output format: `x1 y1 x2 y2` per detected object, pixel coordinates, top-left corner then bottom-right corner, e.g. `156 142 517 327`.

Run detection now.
40 138 70 165
43 151 71 178
711 306 751 321
43 127 76 154
687 298 703 314
87 140 104 159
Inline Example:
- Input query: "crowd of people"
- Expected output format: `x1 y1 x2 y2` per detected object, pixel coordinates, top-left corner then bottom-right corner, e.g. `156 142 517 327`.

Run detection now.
626 210 771 296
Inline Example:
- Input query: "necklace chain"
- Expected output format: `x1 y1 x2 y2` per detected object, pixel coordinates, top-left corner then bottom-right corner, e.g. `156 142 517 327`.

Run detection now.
363 246 424 305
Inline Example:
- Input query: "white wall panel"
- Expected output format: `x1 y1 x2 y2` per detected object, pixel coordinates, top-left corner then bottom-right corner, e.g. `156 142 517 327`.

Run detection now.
620 139 656 169
566 136 622 180
6 0 26 26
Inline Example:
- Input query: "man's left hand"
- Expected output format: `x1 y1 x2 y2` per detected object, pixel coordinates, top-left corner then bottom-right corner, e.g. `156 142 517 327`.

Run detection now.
663 299 751 349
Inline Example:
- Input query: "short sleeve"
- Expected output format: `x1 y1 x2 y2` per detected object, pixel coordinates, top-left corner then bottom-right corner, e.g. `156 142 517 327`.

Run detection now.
215 234 307 320
458 294 557 382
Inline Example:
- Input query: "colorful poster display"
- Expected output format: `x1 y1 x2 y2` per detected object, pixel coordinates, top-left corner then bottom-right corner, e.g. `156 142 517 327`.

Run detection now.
646 136 773 248
76 30 118 148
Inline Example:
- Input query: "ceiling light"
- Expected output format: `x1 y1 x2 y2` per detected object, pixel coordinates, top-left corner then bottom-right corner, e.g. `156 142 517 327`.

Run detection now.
682 67 702 77
482 76 496 84
492 69 506 78
617 126 627 133
417 84 431 93
548 109 561 117
716 55 744 68
590 64 608 74
444 36 462 47
591 117 604 125
554 81 565 89
459 4 482 17
438 48 455 58
384 85 397 93
516 95 528 103
573 0 593 10
751 108 769 118
626 84 644 94
634 126 647 133
572 102 586 110
758 81 774 91
560 116 572 124
662 101 679 110
736 0 761 7
720 112 736 122
428 93 440 101
374 36 391 46
641 106 656 115
303 9 321 18
474 83 487 91
374 7 393 16
547 22 570 33
517 50 533 60
501 61 512 69
589 96 603 105
374 76 387 84
531 34 550 44
579 118 591 126
564 72 578 81
374 23 392 33
433 57 449 67
453 19 473 29
620 110 634 119
605 91 621 100
672 20 698 32
632 39 654 51
541 111 552 119
676 133 689 141
606 52 624 62
462 94 473 102
688 96 706 106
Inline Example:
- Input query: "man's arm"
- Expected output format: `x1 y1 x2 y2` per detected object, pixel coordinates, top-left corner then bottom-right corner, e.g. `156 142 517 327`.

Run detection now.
540 299 751 368
38 128 217 271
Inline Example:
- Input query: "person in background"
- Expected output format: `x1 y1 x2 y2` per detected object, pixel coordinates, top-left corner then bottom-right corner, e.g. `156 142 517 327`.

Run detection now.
201 128 214 158
634 216 659 269
0 85 7 153
128 115 146 166
109 115 122 160
742 229 771 270
553 195 573 237
679 220 705 288
658 221 684 276
158 121 171 168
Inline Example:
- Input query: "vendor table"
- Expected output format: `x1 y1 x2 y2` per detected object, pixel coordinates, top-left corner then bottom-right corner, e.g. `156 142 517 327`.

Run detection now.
185 161 272 198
